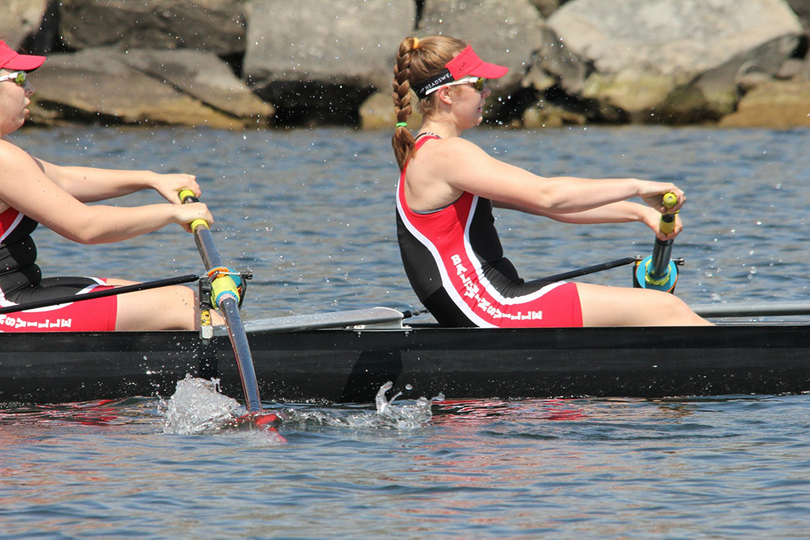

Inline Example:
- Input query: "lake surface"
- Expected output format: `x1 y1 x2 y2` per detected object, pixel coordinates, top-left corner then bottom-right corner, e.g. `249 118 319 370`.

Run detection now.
1 125 809 538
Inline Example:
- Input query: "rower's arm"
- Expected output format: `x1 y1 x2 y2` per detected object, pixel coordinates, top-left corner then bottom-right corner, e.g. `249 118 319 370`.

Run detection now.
494 200 683 240
436 138 685 215
495 200 648 223
34 157 200 204
0 143 211 244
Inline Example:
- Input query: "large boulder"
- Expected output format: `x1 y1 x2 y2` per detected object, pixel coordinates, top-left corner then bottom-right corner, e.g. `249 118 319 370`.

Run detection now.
359 91 422 130
416 0 549 124
719 80 810 127
28 48 268 129
418 0 546 96
547 0 804 123
243 0 416 124
0 0 59 54
125 49 273 123
58 0 248 57
786 0 810 31
527 0 564 18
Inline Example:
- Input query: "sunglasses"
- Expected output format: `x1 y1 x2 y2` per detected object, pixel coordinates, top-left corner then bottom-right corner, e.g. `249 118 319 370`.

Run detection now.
0 71 26 86
424 76 487 96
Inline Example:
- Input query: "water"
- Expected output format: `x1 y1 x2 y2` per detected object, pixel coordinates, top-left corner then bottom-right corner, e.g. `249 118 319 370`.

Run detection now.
1 125 809 538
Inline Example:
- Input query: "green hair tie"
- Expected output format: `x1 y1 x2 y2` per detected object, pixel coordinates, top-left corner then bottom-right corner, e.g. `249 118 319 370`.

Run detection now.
395 122 408 128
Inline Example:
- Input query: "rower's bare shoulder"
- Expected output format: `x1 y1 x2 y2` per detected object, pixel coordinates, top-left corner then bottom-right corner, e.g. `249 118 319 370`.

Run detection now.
420 137 491 169
431 136 483 154
0 138 23 160
0 139 41 171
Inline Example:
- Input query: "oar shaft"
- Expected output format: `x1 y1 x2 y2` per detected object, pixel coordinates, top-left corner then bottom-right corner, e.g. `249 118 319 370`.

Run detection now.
192 226 224 270
218 294 261 412
180 189 262 413
648 235 674 280
534 257 637 285
0 274 199 316
646 192 678 281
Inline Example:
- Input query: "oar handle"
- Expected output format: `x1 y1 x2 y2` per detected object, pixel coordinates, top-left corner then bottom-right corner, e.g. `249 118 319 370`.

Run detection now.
178 189 210 232
658 192 678 236
634 192 680 292
647 192 677 282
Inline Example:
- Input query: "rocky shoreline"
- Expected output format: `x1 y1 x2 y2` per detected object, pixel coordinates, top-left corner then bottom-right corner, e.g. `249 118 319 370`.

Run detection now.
3 0 810 130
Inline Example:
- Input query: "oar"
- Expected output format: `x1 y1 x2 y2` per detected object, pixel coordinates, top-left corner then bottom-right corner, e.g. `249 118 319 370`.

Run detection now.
633 192 679 292
0 274 199 316
179 189 263 414
693 302 810 318
533 257 637 286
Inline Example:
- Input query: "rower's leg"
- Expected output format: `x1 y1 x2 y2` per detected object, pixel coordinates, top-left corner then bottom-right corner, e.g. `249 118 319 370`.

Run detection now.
108 280 199 330
576 283 711 326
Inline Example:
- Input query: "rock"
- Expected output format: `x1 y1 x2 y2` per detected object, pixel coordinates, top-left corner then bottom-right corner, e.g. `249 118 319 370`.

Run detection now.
124 49 273 123
786 0 810 30
533 25 590 96
243 0 415 125
719 79 810 127
522 100 586 128
418 0 546 97
59 0 248 57
0 0 59 54
776 57 807 79
547 0 804 123
359 91 422 130
527 0 563 18
788 56 810 81
27 49 256 129
8 0 810 129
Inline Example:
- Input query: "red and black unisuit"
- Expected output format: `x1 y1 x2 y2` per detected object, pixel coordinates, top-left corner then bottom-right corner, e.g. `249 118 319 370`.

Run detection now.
395 135 582 328
0 207 117 332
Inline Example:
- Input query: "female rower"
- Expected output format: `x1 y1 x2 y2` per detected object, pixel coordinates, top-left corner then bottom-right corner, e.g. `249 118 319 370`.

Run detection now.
0 41 214 332
391 35 710 327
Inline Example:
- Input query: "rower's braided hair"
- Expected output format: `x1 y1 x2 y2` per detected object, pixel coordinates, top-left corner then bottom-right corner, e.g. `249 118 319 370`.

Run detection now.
391 35 466 171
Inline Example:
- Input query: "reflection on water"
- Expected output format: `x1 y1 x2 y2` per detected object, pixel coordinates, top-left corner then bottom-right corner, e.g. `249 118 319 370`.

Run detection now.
1 389 808 537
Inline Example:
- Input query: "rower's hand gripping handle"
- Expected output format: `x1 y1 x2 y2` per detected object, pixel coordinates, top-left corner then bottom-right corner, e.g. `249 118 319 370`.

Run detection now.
178 189 211 232
633 192 680 293
658 192 678 236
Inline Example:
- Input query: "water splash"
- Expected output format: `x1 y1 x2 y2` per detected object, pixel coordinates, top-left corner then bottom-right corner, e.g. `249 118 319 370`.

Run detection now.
159 377 441 434
160 375 244 435
283 382 443 431
374 382 439 429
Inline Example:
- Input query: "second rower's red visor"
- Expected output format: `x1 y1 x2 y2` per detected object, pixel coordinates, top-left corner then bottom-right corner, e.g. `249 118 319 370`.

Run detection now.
413 46 507 99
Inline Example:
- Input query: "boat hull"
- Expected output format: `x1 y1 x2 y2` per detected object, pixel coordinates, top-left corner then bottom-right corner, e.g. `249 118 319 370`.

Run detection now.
2 323 809 405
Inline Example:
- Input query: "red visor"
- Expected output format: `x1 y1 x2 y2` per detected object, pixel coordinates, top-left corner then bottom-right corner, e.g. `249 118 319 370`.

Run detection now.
412 45 508 99
0 41 46 72
446 46 508 80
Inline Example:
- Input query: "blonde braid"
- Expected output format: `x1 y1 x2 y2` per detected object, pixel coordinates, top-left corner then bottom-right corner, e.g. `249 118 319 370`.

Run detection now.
392 37 418 171
390 36 467 170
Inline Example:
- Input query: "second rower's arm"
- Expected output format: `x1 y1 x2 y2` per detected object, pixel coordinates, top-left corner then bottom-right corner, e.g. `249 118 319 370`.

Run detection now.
494 199 683 241
433 138 685 215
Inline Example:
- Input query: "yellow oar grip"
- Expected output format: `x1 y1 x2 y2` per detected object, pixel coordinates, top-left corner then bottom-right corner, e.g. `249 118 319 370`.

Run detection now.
659 192 677 236
178 189 210 231
189 218 209 231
